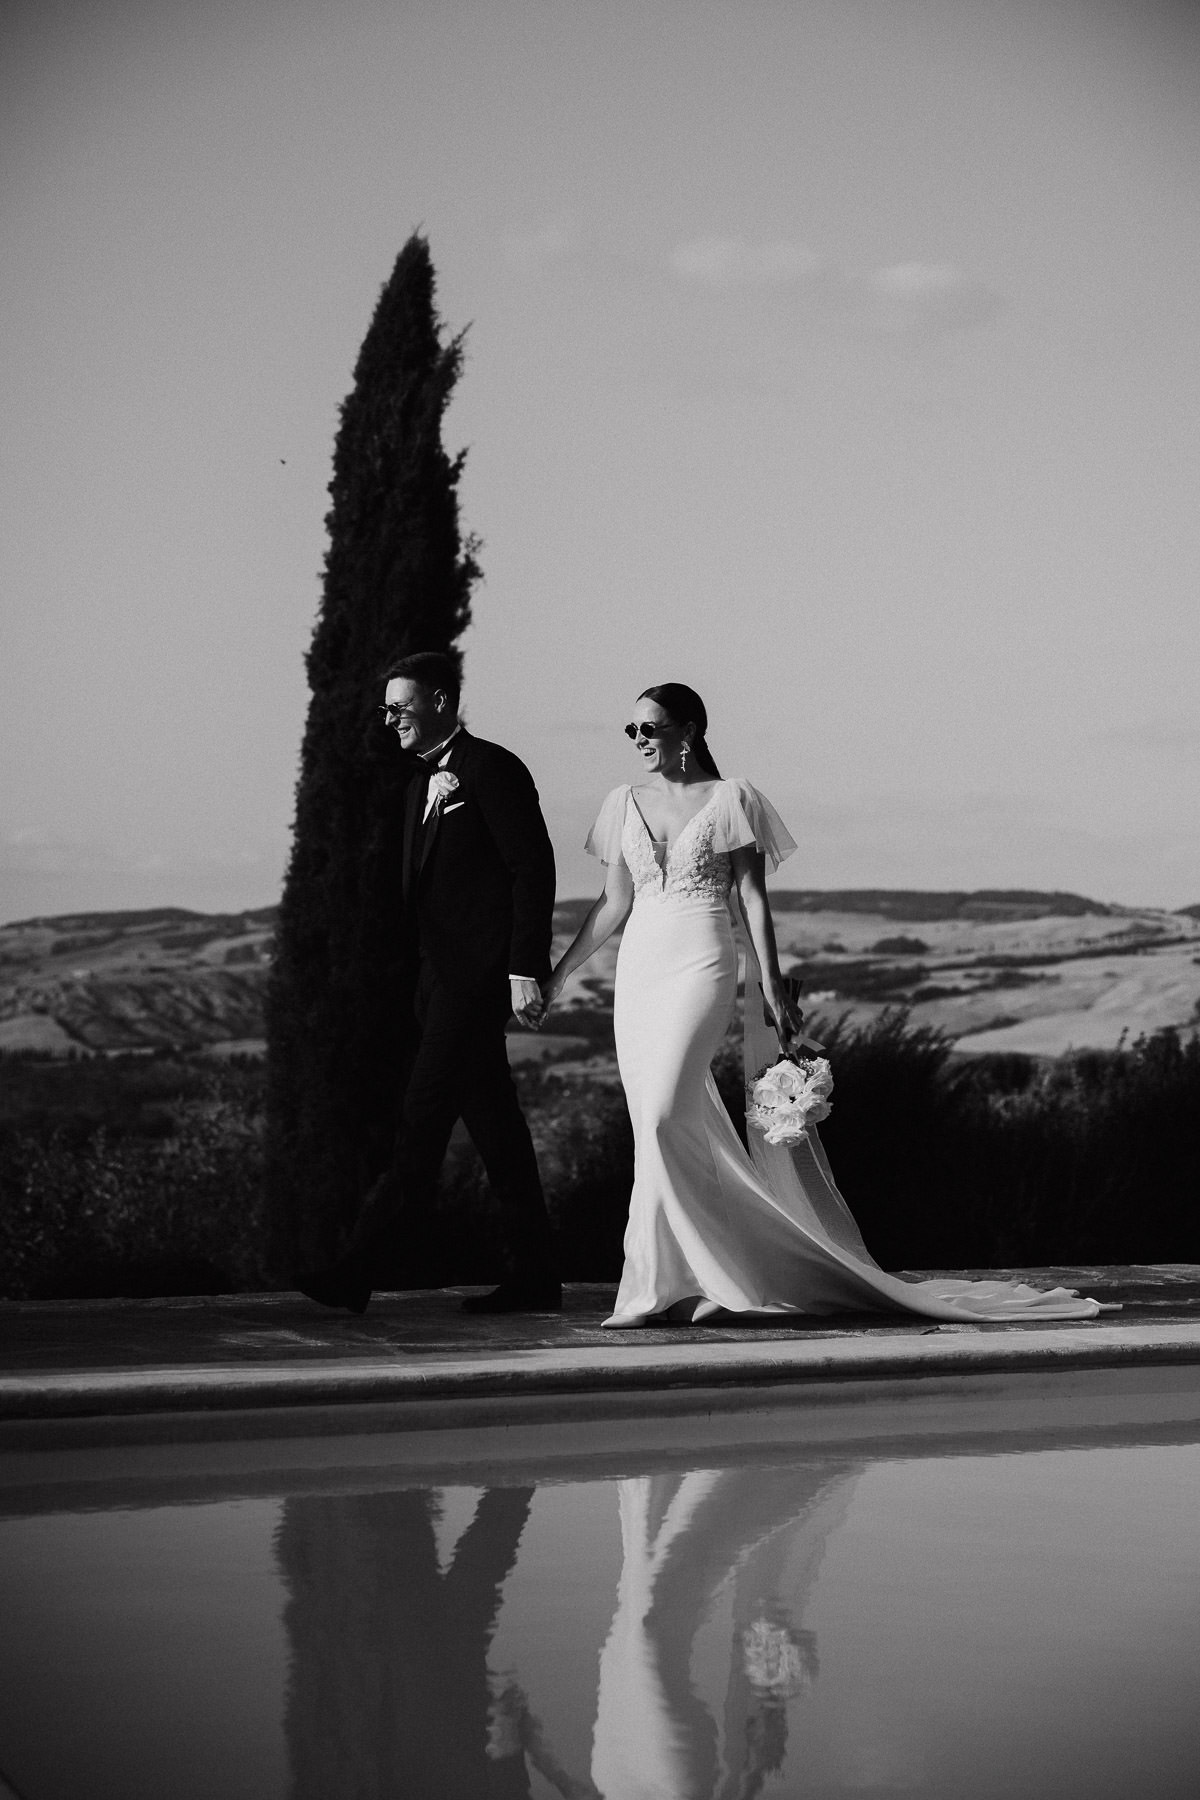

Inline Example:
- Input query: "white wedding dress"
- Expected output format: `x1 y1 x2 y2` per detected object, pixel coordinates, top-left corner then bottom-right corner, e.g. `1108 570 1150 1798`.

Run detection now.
585 779 1102 1329
591 1462 861 1798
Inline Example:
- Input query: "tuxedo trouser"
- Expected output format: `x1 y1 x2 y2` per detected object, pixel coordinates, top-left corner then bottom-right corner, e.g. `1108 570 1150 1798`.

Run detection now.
343 955 557 1281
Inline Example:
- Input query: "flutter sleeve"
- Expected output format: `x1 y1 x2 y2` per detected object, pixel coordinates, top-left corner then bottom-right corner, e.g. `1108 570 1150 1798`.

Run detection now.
713 778 797 871
584 784 630 865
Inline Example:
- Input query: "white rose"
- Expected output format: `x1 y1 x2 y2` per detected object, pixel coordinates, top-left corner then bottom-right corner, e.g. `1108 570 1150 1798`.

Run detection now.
765 1115 809 1146
751 1058 793 1106
805 1057 834 1098
769 1061 808 1101
429 770 460 806
755 1065 784 1108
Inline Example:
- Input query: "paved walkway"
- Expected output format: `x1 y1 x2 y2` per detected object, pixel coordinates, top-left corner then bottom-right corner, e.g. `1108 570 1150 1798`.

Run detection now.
2 1266 1199 1433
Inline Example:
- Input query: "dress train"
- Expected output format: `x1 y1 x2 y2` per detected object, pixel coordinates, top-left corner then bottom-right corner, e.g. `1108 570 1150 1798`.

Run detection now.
586 778 1102 1329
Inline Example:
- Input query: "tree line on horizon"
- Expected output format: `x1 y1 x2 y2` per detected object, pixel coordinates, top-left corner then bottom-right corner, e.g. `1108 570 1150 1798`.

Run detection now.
13 883 1200 940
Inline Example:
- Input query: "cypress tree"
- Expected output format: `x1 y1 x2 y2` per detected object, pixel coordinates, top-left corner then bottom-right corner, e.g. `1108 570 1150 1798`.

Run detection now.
265 233 480 1271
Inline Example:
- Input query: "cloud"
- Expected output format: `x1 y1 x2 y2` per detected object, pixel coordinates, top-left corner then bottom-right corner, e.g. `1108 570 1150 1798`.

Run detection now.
503 214 585 269
777 789 1196 908
855 263 1005 340
668 238 1004 340
0 830 286 924
670 236 822 287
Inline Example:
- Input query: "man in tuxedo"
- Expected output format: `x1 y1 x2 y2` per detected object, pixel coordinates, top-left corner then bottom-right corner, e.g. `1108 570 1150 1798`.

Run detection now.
299 650 561 1315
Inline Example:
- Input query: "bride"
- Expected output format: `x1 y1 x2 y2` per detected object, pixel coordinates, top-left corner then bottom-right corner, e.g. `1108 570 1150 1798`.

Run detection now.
541 682 1101 1329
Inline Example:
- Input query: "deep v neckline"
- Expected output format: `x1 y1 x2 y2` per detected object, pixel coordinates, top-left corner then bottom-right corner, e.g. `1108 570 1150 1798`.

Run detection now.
628 783 722 868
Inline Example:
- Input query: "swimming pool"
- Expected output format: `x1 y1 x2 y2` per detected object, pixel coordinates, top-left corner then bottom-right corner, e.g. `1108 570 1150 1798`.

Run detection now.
1 1366 1197 1799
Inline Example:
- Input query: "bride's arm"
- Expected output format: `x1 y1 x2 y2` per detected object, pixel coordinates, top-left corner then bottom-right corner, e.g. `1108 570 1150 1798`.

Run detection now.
732 846 804 1041
542 860 633 1008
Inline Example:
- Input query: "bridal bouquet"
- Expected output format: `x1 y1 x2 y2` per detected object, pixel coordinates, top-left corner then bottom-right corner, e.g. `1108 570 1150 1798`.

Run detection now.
746 1051 833 1147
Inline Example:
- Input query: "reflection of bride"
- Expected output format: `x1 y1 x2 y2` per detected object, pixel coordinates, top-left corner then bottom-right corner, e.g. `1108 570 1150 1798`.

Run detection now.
591 1462 862 1800
544 682 1101 1329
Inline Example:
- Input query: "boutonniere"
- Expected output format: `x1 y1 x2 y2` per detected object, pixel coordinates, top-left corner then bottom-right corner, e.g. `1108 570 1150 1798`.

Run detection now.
428 769 460 812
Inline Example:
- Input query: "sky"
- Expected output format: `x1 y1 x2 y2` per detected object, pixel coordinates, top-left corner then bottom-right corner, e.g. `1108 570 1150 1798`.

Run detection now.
3 0 1199 920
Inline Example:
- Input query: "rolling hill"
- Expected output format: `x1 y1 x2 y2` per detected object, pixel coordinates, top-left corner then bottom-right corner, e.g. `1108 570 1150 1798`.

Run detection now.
1 891 1198 1059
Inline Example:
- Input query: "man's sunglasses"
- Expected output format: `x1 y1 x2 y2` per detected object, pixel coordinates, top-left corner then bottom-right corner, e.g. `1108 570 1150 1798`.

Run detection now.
624 720 672 741
378 703 419 724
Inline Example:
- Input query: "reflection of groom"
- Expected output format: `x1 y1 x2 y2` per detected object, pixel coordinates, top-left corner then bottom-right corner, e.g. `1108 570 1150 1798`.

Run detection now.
278 1486 538 1797
299 650 561 1315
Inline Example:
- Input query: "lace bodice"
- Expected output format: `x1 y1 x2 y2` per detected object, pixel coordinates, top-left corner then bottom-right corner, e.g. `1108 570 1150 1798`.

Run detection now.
586 778 798 903
622 790 734 904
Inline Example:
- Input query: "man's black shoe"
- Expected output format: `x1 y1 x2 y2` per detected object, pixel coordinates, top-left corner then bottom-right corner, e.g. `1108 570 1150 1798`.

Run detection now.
294 1267 372 1315
461 1280 563 1315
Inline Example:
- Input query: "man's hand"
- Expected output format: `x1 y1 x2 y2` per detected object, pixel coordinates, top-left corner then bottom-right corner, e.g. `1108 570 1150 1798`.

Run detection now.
510 976 546 1030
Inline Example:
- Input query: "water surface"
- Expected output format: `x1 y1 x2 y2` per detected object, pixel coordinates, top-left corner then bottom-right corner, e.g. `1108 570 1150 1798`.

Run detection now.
1 1378 1197 1798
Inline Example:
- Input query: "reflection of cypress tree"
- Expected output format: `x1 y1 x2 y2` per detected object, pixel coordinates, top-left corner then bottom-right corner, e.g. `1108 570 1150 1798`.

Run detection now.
265 231 480 1269
277 1487 533 1798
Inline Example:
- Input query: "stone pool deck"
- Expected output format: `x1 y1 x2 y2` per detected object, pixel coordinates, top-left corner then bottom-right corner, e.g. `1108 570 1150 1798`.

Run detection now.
1 1265 1199 1438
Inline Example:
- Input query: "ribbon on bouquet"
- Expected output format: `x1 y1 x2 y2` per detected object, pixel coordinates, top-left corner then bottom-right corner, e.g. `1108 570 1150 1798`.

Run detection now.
727 891 874 1260
781 974 824 1055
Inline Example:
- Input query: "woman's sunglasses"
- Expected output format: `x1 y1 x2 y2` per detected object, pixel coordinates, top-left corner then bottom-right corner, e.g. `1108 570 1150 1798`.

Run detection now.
624 720 672 741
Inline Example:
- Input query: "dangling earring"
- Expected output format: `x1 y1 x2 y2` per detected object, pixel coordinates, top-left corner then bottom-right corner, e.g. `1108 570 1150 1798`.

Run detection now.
680 739 690 774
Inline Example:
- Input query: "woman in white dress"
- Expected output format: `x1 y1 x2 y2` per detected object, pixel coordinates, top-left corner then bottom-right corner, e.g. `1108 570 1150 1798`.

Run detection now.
541 683 1101 1330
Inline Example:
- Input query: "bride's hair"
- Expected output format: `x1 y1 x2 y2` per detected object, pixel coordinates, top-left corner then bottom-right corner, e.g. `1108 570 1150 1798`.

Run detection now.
638 683 722 778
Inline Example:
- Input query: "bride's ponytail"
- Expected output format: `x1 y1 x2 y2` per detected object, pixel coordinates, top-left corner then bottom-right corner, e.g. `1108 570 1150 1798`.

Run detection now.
692 733 721 778
638 683 721 778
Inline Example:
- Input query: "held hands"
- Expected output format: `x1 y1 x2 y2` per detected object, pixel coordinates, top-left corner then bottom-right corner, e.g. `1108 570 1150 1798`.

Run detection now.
538 969 567 1021
510 976 546 1031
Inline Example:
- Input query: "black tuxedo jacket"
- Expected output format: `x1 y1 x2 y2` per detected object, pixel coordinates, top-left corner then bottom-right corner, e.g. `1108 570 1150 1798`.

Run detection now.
401 728 556 995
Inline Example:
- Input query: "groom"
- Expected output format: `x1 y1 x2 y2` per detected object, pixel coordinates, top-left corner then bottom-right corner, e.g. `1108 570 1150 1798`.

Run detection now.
299 650 561 1315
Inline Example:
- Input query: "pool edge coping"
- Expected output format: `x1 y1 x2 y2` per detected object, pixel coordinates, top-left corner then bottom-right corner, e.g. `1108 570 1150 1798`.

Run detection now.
4 1319 1200 1430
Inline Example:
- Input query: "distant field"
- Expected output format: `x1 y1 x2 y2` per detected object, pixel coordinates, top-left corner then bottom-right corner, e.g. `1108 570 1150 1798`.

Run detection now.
4 900 1199 1298
1 890 1198 1060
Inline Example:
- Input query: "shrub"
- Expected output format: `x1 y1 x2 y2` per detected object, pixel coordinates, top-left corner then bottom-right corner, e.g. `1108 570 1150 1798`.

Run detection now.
0 1064 271 1299
812 1017 1200 1268
786 959 926 999
411 1069 635 1284
796 1009 965 1266
3 1019 1198 1299
946 1027 1200 1265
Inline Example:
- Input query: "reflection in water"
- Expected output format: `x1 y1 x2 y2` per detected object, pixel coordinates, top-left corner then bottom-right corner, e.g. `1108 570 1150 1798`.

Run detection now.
592 1464 860 1800
277 1487 540 1797
276 1462 859 1799
5 1399 1198 1798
